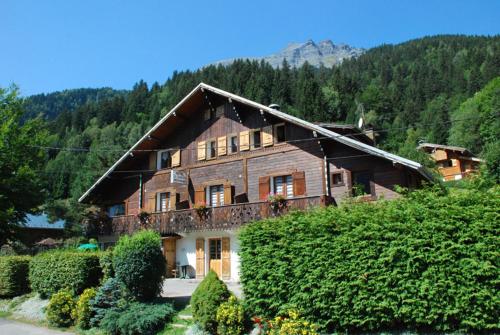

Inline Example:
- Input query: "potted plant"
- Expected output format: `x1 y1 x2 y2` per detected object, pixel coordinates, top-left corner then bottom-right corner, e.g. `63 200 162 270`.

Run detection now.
193 202 210 220
267 193 288 215
137 211 151 228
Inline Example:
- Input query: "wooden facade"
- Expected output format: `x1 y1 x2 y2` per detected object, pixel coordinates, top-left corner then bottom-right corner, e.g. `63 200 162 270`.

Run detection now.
80 83 430 280
418 143 482 181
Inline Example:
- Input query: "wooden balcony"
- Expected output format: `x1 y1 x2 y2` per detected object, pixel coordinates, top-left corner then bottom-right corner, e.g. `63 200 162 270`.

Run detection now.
107 195 334 236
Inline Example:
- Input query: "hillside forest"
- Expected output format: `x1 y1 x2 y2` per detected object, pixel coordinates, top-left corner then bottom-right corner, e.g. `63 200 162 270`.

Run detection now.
5 34 500 234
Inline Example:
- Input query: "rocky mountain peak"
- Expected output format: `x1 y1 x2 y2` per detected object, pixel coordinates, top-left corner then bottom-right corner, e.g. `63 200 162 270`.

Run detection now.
211 39 364 68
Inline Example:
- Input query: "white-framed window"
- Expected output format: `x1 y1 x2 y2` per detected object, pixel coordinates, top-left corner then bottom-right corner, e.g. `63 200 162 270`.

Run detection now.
107 203 125 217
157 150 172 169
250 129 261 149
206 185 224 207
271 175 293 198
206 139 217 159
156 192 171 212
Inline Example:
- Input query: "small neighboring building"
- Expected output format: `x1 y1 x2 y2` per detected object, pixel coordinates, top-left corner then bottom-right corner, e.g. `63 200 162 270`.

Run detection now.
418 143 483 181
79 83 433 282
15 214 65 247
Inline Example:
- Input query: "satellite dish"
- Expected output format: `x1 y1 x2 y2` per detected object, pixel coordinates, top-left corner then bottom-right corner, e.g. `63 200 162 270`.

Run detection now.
357 117 364 129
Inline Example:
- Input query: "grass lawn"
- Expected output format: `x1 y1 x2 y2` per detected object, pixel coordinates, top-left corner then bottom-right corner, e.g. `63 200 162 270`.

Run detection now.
160 303 194 335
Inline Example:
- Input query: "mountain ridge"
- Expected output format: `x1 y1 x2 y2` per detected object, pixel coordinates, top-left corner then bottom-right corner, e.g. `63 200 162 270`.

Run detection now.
211 39 365 68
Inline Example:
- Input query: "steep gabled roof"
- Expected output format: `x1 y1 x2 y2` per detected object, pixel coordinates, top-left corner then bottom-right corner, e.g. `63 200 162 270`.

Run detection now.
79 83 433 203
417 143 474 156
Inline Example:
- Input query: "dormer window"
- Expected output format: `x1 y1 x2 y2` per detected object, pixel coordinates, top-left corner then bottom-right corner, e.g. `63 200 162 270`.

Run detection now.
250 130 261 149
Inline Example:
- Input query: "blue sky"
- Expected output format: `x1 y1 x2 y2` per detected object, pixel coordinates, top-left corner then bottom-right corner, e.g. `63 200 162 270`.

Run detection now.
1 0 499 96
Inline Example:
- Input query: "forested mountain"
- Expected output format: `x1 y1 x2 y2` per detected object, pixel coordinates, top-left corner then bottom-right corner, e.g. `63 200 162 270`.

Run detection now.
23 35 499 227
24 88 127 120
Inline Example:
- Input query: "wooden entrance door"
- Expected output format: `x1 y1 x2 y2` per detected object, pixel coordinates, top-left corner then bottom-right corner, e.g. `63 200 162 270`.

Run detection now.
209 238 222 278
162 238 176 278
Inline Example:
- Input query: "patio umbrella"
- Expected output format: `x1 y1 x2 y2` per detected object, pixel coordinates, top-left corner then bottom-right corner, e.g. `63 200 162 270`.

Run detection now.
77 243 98 251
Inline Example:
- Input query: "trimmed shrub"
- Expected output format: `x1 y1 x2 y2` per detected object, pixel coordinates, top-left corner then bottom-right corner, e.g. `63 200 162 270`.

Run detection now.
239 185 500 333
73 287 97 329
46 289 76 327
0 256 31 297
191 270 231 333
89 277 124 328
113 230 165 301
29 251 102 298
100 301 175 335
216 295 245 335
99 251 114 282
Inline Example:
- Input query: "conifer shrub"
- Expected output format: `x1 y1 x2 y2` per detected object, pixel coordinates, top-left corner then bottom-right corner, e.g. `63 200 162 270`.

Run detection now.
0 256 31 297
73 287 97 329
89 277 124 328
216 295 245 335
239 185 500 333
100 301 175 335
29 250 102 298
113 230 165 301
191 270 231 333
46 288 76 327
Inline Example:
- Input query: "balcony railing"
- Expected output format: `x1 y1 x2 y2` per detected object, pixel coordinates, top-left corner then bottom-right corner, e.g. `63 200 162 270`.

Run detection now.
107 195 334 236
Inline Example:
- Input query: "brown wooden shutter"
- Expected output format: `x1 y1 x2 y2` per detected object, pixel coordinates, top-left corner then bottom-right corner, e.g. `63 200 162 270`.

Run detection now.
196 238 205 279
194 186 206 205
223 183 232 205
149 152 157 170
292 171 306 196
171 149 181 167
217 136 227 156
146 192 156 212
221 237 231 280
262 125 273 147
197 141 206 161
259 176 270 200
239 131 250 151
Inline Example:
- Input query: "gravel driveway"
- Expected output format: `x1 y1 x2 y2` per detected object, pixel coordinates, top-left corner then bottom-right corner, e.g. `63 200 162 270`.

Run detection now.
0 318 74 335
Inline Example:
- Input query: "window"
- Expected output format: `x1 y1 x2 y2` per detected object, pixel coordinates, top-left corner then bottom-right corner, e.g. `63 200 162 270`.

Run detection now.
203 109 214 121
250 130 261 149
107 203 125 217
351 171 374 196
208 185 224 207
272 175 293 198
157 150 172 169
156 192 171 212
439 160 453 168
209 239 222 260
228 134 238 154
274 123 286 143
332 172 344 186
207 139 217 159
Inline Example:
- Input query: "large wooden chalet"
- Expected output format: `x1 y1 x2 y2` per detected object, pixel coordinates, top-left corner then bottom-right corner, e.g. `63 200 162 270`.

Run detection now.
79 83 433 281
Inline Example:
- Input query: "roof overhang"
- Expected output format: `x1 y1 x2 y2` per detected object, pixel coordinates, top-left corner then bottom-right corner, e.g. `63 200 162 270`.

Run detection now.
79 83 434 203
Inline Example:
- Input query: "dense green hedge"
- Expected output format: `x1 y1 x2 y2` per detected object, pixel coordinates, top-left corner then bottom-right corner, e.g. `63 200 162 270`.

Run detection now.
0 256 31 297
29 251 102 297
239 185 500 333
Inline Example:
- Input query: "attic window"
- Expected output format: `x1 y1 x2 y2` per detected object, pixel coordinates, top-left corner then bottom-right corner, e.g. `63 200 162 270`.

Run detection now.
274 123 286 143
203 109 215 121
157 150 172 169
207 139 217 159
251 130 261 149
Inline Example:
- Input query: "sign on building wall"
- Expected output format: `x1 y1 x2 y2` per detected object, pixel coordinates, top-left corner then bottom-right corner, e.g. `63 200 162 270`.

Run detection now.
170 170 188 184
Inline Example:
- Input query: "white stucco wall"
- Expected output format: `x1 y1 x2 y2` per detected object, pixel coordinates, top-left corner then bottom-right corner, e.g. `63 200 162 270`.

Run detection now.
176 230 240 282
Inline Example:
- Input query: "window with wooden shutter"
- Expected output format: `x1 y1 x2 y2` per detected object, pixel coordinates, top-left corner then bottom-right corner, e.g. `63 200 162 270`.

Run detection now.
292 171 306 196
208 185 224 207
194 186 206 205
171 149 181 167
196 238 205 279
157 150 172 169
274 123 286 143
239 131 250 151
217 136 227 156
262 125 273 147
221 237 231 280
272 175 293 198
259 176 270 200
197 141 206 161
